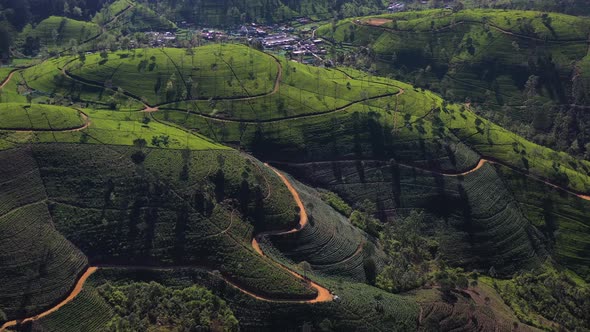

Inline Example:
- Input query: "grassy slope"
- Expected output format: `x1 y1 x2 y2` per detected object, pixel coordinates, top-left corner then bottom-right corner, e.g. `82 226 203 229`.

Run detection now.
67 45 279 105
97 0 175 32
155 54 590 193
317 9 590 110
264 178 389 283
0 142 421 330
3 41 590 329
279 159 543 276
20 16 101 50
0 103 84 130
497 164 590 281
30 143 315 300
34 285 113 332
21 57 144 108
9 43 590 270
0 148 88 322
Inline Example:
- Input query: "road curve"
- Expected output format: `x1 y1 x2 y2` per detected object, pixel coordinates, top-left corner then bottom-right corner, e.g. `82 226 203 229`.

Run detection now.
0 267 98 332
252 164 333 303
0 164 332 330
269 156 590 203
0 70 18 89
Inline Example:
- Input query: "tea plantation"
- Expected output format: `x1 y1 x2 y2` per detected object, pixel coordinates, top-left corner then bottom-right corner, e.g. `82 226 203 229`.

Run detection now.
1 33 590 330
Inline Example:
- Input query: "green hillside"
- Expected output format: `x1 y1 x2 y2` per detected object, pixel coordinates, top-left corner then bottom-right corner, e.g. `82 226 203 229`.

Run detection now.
66 45 280 105
93 0 175 32
19 16 100 52
1 32 590 330
317 9 590 158
0 104 86 130
0 148 88 320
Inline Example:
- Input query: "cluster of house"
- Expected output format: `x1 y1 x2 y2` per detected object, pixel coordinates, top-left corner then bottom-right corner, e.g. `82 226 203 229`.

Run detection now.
201 29 229 41
144 31 177 47
234 23 327 61
290 39 326 59
262 33 298 48
142 18 328 64
387 2 406 12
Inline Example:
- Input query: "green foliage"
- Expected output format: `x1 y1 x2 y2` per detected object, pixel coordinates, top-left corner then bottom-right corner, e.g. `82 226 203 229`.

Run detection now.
496 164 590 281
98 281 238 331
492 265 590 330
261 179 389 283
31 144 313 299
67 45 278 105
0 202 88 320
377 211 436 293
133 0 385 26
349 200 382 238
320 190 352 217
318 9 590 157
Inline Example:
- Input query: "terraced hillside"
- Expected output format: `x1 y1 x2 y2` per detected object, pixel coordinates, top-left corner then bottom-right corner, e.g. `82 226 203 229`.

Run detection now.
317 9 590 157
0 104 86 131
0 148 88 321
319 9 590 105
18 16 100 52
0 141 405 330
92 0 175 32
1 39 590 330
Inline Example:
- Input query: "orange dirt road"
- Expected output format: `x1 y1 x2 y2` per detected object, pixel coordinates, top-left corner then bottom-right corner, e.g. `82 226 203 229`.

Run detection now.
251 164 333 303
449 158 590 202
446 159 487 177
0 70 17 89
0 267 97 332
0 165 331 330
363 18 393 26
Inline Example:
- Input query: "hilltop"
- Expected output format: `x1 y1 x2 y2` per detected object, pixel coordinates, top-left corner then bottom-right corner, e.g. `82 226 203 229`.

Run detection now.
317 9 590 160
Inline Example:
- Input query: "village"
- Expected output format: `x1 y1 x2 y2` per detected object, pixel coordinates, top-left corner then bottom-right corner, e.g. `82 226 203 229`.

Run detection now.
141 17 329 65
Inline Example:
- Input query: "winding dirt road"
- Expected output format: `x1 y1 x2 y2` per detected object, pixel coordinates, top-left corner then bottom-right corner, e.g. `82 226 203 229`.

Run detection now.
0 267 97 332
270 156 590 203
0 70 18 90
251 164 332 303
0 163 331 331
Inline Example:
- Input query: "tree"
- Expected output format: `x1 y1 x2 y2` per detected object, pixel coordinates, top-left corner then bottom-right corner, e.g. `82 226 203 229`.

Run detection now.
488 266 497 278
319 318 334 332
120 37 130 50
300 261 312 278
63 2 70 15
363 258 377 285
51 28 59 44
72 6 82 17
0 22 15 60
524 75 539 99
133 138 147 149
130 151 145 164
